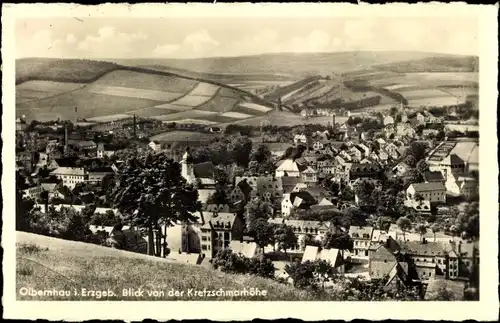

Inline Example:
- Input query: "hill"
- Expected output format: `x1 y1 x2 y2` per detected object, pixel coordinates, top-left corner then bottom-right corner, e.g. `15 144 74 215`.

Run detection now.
15 58 275 124
16 231 322 301
108 51 475 78
372 56 479 73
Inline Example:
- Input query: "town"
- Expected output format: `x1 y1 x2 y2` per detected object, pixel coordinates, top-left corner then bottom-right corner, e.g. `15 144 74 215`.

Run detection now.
16 99 479 301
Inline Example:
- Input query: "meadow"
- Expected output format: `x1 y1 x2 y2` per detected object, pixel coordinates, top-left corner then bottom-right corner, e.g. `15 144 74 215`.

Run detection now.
16 232 321 301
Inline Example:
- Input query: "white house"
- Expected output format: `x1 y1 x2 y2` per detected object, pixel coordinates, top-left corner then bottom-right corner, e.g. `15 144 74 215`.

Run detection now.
49 167 88 189
406 182 446 204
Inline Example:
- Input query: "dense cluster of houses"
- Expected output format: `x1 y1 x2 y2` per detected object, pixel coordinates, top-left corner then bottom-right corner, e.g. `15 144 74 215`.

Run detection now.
16 106 479 299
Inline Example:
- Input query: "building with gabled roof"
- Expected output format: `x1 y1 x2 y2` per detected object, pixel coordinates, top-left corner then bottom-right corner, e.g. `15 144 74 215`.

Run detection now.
301 246 344 273
275 159 308 178
349 226 374 258
406 182 446 204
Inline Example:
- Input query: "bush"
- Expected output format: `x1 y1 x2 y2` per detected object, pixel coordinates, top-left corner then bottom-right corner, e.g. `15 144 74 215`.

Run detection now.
17 243 49 255
212 249 275 279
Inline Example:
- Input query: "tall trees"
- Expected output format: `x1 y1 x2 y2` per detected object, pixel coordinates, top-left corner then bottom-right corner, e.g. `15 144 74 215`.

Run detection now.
322 227 353 258
274 224 298 255
396 216 412 241
416 224 427 242
111 152 201 257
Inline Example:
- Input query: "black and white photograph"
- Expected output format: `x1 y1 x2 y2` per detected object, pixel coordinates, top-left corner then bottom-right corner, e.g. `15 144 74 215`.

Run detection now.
2 2 498 321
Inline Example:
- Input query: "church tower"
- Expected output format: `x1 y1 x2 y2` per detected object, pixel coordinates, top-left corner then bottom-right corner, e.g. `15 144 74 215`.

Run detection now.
181 146 195 184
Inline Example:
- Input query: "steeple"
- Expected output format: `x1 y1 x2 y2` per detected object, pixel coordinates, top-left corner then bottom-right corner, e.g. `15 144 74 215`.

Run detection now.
181 145 195 184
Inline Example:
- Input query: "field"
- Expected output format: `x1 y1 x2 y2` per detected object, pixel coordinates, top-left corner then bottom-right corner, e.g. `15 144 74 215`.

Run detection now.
152 103 195 112
86 114 133 123
16 81 85 103
87 85 186 102
368 72 478 88
91 69 199 93
170 94 215 107
150 110 219 122
16 89 163 122
238 102 273 113
149 130 217 142
220 111 254 119
16 59 275 124
196 94 240 113
16 232 321 301
16 58 119 84
127 107 179 118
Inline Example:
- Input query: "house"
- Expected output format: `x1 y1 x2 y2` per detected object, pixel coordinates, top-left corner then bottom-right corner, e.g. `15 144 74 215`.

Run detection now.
269 218 329 251
376 138 386 147
251 176 284 202
345 163 381 183
301 167 318 184
265 143 293 158
281 191 316 217
293 133 309 145
205 204 231 213
301 246 345 274
406 182 446 204
422 128 440 137
396 123 417 138
445 173 478 198
74 140 97 151
357 143 371 157
229 180 253 204
349 226 374 258
281 176 305 194
377 150 389 163
424 277 466 300
313 140 328 151
87 167 114 185
229 240 261 259
275 159 308 178
200 212 244 258
148 140 163 152
416 113 427 126
423 171 445 183
369 244 408 288
391 161 411 177
180 147 216 187
348 146 363 160
383 115 395 126
399 240 462 282
49 167 88 189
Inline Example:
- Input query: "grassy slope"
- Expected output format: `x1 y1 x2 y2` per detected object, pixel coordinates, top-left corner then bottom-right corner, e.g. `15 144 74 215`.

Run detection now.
16 232 321 301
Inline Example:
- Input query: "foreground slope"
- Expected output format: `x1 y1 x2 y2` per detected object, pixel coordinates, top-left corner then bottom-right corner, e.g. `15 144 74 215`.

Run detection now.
16 232 321 301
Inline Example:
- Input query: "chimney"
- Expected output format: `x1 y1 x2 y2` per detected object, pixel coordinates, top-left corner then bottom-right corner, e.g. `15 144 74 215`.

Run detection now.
64 124 68 155
133 114 137 139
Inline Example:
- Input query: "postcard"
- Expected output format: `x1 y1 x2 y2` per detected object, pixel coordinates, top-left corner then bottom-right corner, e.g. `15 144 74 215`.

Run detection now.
2 2 498 321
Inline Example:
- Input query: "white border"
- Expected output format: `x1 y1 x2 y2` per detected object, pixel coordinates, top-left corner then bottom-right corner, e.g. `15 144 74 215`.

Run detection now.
2 3 499 321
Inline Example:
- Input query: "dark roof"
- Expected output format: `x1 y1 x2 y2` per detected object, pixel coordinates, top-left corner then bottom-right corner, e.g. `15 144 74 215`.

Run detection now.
281 177 304 193
449 153 465 165
236 180 253 199
348 163 381 173
410 182 446 192
88 166 114 174
400 241 450 257
289 191 316 206
306 186 331 201
54 157 80 167
424 171 445 182
193 162 215 179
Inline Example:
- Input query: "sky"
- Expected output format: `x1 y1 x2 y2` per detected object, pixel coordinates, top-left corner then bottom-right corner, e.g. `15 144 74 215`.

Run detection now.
15 17 479 59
